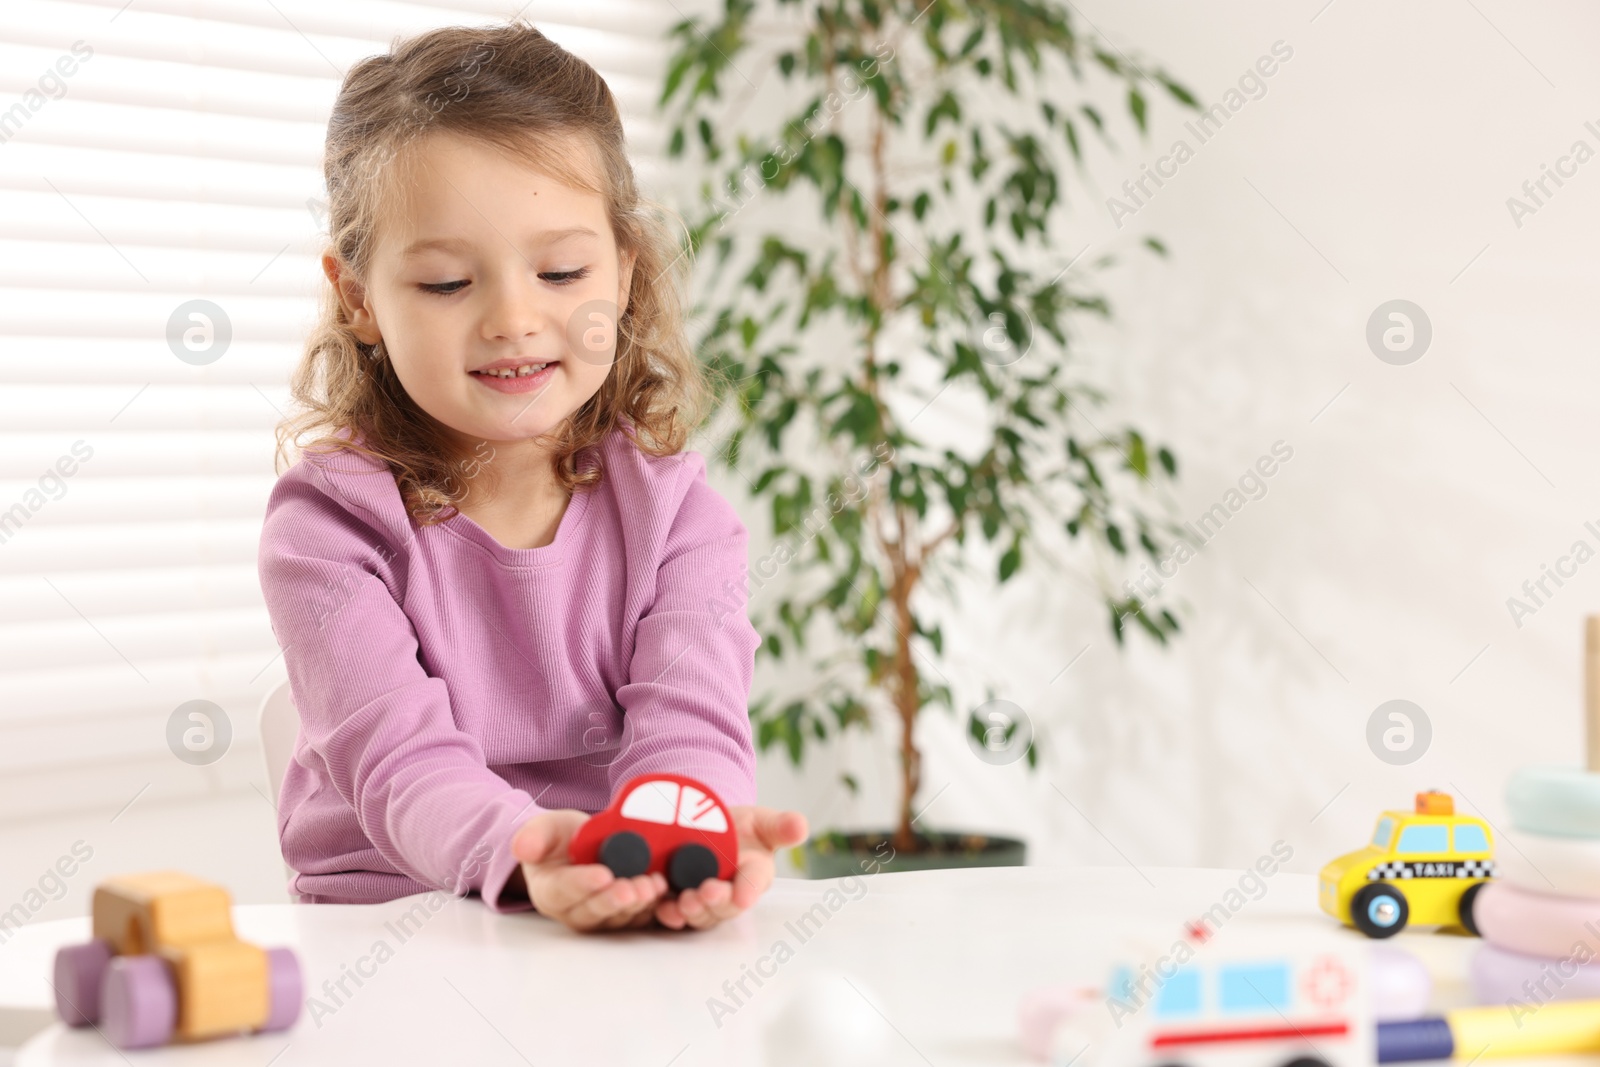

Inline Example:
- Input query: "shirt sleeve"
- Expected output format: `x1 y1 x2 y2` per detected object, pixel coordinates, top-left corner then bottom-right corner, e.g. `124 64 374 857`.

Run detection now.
258 459 540 912
607 456 761 807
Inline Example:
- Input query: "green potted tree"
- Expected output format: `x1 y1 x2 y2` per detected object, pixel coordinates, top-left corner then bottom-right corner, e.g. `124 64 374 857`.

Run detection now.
661 0 1197 876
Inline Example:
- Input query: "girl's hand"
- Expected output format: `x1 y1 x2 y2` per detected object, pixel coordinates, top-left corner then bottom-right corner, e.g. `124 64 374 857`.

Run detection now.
511 809 670 933
653 805 808 932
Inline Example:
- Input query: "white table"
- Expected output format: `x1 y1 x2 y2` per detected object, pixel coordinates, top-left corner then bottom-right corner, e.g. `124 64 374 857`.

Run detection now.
0 867 1569 1066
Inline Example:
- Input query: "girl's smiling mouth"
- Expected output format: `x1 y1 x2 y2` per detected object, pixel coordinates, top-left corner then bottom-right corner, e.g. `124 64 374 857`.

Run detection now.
470 358 560 393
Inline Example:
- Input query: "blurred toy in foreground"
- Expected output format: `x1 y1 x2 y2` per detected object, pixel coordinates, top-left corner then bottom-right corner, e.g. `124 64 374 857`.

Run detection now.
567 773 738 893
52 871 301 1049
1378 999 1600 1061
1027 928 1375 1067
1468 614 1600 1004
1319 790 1494 938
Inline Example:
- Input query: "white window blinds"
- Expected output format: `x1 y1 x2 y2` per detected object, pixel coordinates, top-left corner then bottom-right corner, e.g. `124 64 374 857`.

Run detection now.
0 0 673 819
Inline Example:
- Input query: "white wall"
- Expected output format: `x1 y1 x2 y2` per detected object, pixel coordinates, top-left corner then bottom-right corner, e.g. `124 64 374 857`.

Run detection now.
746 0 1600 880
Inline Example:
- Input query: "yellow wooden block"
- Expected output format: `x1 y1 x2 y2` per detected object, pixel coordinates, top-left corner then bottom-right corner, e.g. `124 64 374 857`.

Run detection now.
164 940 269 1039
92 872 234 955
1452 1000 1600 1057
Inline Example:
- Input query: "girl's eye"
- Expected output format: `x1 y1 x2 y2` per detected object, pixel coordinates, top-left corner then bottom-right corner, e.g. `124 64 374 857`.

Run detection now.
416 268 590 295
539 267 591 286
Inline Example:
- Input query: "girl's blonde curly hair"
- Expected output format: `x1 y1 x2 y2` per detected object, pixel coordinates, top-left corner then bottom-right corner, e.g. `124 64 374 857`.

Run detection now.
274 19 714 524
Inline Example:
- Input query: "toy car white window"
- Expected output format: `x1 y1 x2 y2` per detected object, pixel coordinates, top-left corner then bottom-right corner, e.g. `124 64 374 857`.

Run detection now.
1371 816 1396 848
1454 824 1489 853
676 785 728 833
620 781 678 824
1397 825 1448 854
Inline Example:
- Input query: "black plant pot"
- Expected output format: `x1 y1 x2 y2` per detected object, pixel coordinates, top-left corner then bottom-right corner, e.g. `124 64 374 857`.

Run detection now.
796 828 1027 878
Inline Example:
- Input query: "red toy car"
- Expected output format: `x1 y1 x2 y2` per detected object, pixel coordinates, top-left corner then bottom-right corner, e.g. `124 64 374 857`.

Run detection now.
569 773 738 892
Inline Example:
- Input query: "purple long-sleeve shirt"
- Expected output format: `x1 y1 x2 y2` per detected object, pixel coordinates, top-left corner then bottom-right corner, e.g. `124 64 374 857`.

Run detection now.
256 424 761 910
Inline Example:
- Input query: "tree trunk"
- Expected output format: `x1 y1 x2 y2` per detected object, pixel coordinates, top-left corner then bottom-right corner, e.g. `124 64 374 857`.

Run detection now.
889 531 921 852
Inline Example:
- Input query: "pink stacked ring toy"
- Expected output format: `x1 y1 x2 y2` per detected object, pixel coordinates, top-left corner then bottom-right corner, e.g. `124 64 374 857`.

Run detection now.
1473 881 1600 959
1471 941 1600 1005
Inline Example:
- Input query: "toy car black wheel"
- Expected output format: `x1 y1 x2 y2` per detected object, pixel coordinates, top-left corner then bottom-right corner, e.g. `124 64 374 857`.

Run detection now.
667 844 719 892
598 831 651 878
1458 881 1488 936
1281 1058 1332 1067
1351 883 1409 938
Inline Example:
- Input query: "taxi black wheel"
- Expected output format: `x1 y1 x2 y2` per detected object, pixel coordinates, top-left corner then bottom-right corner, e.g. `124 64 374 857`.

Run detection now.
1459 881 1488 936
1351 882 1409 938
1281 1058 1332 1067
597 831 651 879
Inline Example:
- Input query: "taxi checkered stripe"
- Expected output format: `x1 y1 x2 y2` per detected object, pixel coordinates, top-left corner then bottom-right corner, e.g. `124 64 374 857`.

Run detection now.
1366 859 1495 880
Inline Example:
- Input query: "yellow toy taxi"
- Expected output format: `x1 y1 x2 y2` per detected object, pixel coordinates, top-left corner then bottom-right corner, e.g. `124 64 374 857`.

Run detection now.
1319 790 1495 938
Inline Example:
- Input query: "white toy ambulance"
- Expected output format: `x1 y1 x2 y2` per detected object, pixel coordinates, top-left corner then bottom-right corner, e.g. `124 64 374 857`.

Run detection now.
1051 931 1372 1067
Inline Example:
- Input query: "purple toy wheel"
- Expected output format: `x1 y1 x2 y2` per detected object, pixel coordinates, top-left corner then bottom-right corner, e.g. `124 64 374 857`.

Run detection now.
53 939 114 1026
260 947 303 1032
101 956 176 1050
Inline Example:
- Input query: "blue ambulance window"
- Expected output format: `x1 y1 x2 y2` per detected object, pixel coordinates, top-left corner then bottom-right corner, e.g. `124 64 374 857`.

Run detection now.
1218 963 1290 1013
1154 969 1202 1018
1108 966 1136 1002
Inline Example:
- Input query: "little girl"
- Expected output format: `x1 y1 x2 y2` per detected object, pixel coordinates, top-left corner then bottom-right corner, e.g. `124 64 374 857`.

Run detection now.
259 20 806 933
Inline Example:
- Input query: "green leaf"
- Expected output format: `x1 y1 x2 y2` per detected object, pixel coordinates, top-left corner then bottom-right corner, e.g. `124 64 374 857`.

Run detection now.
925 90 962 138
999 539 1022 582
661 52 694 106
967 711 989 747
752 465 787 493
1127 430 1149 478
1128 87 1148 134
1160 74 1199 108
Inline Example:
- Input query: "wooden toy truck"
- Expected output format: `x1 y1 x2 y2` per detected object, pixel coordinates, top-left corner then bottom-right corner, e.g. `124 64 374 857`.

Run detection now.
52 871 301 1049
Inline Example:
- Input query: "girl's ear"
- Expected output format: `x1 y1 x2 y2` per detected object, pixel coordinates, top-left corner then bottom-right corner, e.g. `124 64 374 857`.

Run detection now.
323 253 382 345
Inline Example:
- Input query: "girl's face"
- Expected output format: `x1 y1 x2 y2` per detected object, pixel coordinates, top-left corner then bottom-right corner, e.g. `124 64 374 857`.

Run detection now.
327 130 634 457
